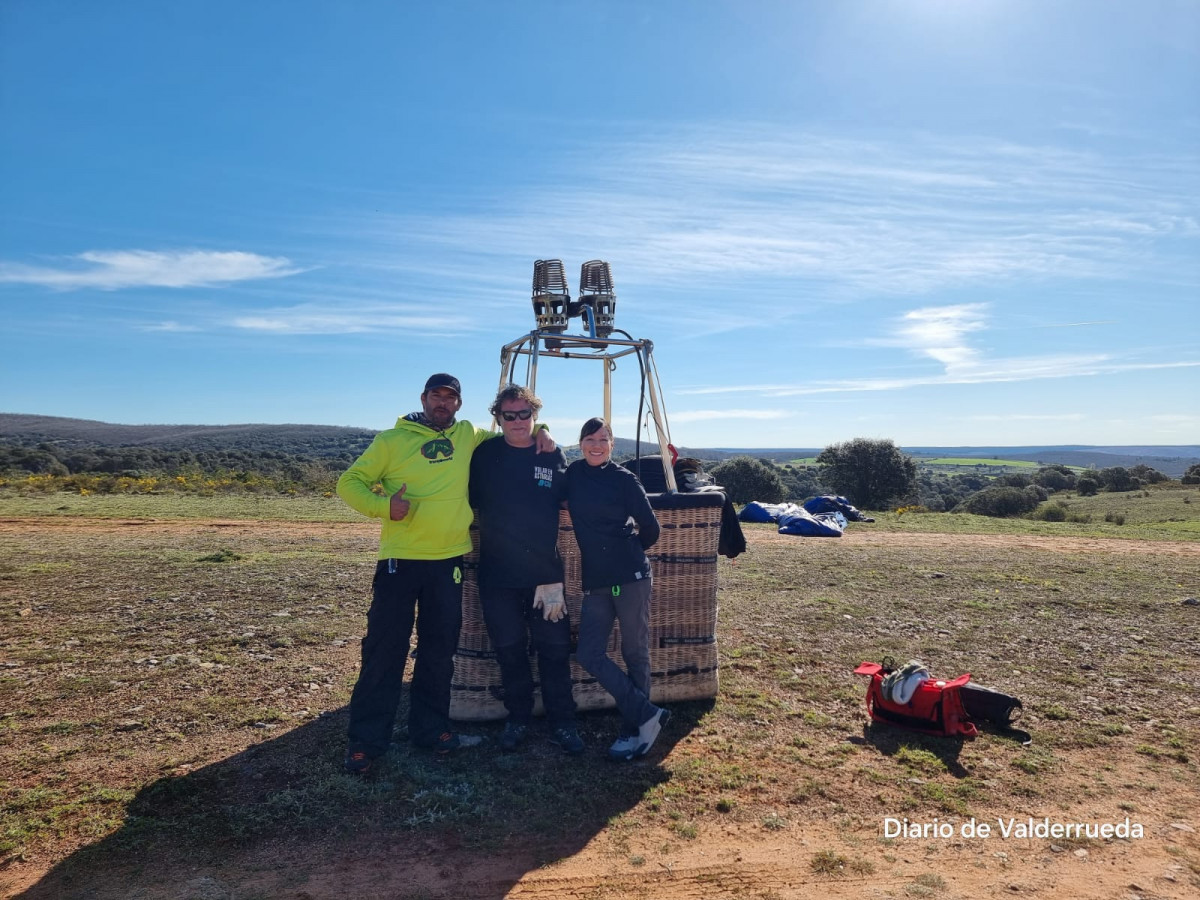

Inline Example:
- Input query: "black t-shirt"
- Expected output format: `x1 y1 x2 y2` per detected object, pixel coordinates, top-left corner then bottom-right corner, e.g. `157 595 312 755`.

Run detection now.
469 439 568 588
565 459 660 591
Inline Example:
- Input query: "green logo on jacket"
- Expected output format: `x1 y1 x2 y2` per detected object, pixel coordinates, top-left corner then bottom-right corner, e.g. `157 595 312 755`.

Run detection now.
421 437 454 460
453 566 462 584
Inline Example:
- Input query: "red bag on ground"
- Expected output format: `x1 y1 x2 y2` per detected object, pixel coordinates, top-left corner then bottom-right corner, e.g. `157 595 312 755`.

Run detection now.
854 661 978 738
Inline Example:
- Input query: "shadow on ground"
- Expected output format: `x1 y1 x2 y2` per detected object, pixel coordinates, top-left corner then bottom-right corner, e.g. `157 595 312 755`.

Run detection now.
18 699 712 900
853 722 969 776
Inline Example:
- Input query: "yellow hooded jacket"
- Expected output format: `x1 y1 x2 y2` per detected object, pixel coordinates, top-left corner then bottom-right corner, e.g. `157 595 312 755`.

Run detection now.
337 415 493 560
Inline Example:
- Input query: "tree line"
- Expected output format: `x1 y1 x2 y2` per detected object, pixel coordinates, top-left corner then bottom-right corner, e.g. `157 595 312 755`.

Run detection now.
706 439 1182 516
1 436 1189 512
0 441 364 494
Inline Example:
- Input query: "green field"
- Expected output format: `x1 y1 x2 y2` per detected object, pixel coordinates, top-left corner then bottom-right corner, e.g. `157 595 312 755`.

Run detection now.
783 455 1062 472
918 456 1040 468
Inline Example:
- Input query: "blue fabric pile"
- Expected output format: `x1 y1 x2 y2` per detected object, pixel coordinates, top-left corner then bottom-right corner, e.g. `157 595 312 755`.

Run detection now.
801 495 875 523
737 495 874 538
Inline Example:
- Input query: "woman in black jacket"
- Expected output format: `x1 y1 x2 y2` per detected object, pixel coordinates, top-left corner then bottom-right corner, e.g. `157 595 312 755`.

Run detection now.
567 417 670 760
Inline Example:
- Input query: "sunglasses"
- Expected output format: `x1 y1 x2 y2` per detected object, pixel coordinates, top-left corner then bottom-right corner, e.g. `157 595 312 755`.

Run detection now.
499 409 533 422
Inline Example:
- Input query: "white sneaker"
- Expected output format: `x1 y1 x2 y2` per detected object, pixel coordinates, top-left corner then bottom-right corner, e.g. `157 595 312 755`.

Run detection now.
433 731 483 755
636 707 671 757
608 732 641 761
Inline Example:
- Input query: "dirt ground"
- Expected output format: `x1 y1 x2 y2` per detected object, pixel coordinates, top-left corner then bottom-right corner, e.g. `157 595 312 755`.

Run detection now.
2 516 1198 899
40 816 1195 900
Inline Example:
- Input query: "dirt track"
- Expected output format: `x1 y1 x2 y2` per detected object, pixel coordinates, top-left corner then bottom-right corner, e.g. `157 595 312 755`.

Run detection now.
763 527 1200 556
46 816 1195 900
5 514 1198 556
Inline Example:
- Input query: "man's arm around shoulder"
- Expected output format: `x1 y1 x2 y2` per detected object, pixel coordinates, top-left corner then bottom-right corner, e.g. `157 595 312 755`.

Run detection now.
625 468 661 548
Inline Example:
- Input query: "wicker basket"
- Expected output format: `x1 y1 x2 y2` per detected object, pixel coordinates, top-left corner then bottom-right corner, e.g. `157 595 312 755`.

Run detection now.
450 491 723 721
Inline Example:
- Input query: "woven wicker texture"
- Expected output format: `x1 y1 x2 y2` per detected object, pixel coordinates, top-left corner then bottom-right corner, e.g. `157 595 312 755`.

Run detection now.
450 495 721 721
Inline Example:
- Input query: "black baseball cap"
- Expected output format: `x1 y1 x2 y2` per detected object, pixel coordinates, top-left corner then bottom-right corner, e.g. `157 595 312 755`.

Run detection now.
424 373 462 396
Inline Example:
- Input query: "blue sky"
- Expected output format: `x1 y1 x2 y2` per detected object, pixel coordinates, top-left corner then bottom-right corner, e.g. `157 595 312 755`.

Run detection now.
2 0 1197 448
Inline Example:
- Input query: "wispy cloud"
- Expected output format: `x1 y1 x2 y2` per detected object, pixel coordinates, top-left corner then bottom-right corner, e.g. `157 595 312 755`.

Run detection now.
967 413 1087 422
890 303 988 370
669 409 791 423
0 250 303 290
139 321 202 333
679 356 1200 398
1144 413 1200 437
334 127 1198 308
1148 414 1200 426
231 303 478 336
678 302 1200 397
1038 321 1116 328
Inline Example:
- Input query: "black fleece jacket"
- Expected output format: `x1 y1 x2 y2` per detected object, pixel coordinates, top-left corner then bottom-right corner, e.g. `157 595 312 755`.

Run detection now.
565 459 660 591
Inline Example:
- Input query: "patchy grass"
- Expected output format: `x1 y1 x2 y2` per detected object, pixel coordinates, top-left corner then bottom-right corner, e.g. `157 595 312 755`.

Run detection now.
1045 483 1200 529
809 848 875 877
0 491 361 522
868 482 1200 541
0 493 1197 893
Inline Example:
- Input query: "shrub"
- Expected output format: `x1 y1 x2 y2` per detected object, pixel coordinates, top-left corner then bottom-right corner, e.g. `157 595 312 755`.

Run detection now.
777 465 821 503
1098 466 1141 492
710 456 787 505
1034 466 1076 491
996 473 1033 488
1076 477 1099 496
1034 503 1068 522
814 438 917 510
957 486 1042 518
1129 464 1168 485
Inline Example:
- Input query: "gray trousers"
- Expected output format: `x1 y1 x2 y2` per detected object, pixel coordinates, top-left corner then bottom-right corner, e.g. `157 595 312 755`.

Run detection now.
576 577 655 733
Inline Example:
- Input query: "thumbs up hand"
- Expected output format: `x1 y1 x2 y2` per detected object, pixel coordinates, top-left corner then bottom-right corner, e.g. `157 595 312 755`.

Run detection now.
389 483 411 521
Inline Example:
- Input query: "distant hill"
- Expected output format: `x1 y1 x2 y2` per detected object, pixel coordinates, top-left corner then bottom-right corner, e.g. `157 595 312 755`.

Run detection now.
0 414 379 460
654 444 1200 477
908 446 1199 478
0 414 724 462
2 414 1197 476
922 447 1200 478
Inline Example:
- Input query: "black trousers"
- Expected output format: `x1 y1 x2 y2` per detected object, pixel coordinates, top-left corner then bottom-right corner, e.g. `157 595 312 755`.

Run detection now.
346 557 464 756
480 585 576 727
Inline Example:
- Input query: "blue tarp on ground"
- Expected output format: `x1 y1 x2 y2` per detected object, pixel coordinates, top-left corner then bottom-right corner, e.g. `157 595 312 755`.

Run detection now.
802 495 875 522
778 508 847 537
737 500 850 537
738 500 788 523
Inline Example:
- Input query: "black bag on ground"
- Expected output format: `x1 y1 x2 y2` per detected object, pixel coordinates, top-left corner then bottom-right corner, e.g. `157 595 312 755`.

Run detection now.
959 682 1031 744
959 682 1022 725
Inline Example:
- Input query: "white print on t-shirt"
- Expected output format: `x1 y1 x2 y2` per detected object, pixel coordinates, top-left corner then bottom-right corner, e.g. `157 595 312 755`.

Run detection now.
534 466 554 489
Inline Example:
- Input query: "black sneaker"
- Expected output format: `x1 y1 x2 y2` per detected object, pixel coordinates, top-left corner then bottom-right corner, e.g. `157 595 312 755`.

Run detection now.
500 722 528 753
343 750 372 776
550 726 584 755
433 731 483 756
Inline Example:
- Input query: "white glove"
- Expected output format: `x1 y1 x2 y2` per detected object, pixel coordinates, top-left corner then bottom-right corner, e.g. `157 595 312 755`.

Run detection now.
533 583 566 623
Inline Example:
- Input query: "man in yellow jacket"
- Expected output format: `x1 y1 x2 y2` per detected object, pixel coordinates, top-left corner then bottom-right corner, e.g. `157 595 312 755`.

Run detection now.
337 373 553 773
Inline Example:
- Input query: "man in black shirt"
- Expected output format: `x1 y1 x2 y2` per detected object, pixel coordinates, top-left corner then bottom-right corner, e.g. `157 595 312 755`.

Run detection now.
469 385 582 754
